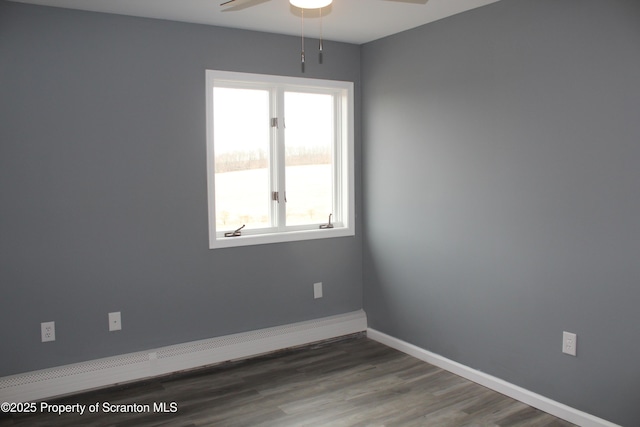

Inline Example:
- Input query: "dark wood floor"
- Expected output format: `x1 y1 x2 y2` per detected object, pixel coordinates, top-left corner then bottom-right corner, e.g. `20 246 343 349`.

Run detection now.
0 335 576 426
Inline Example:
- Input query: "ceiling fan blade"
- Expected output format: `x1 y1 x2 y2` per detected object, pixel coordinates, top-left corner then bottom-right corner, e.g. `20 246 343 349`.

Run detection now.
221 0 271 11
383 0 428 4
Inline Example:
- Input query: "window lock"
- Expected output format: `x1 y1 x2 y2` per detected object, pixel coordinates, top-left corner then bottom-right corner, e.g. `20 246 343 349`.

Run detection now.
224 224 245 237
319 214 334 229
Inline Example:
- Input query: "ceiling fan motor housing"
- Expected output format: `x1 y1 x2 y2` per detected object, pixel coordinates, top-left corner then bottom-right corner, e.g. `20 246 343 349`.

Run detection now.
290 0 332 9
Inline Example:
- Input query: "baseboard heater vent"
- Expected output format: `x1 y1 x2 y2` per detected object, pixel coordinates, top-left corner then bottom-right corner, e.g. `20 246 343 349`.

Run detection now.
0 310 367 403
0 353 149 389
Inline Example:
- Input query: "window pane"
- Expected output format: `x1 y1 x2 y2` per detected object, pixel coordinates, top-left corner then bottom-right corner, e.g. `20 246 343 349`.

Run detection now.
213 87 270 230
284 92 333 226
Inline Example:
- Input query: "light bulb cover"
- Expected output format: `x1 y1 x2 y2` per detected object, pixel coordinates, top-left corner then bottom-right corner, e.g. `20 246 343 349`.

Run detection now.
290 0 332 9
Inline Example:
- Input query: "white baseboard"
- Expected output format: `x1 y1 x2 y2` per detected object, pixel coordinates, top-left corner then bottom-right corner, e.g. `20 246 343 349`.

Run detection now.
0 310 367 403
367 328 619 427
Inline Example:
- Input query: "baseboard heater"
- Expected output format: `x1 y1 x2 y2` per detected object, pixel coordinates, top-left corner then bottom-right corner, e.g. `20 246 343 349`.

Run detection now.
0 310 367 403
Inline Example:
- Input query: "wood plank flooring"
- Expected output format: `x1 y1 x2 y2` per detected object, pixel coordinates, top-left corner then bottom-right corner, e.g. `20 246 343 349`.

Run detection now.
0 335 576 426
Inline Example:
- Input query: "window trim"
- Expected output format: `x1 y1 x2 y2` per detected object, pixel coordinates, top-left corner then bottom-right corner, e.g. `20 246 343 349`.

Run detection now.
206 70 355 249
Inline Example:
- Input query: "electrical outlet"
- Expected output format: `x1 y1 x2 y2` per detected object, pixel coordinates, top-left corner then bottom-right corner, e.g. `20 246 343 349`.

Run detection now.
563 331 577 356
314 282 323 299
109 312 122 331
41 321 55 342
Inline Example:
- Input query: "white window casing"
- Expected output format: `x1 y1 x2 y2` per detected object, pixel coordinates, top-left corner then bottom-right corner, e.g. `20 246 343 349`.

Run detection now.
206 70 355 249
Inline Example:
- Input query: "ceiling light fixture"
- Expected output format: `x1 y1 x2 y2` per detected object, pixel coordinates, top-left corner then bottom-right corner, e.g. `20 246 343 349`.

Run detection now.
220 0 428 69
290 0 332 72
289 0 332 8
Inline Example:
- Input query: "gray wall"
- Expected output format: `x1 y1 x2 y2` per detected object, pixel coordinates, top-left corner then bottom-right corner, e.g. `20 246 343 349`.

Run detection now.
362 0 640 425
0 1 362 376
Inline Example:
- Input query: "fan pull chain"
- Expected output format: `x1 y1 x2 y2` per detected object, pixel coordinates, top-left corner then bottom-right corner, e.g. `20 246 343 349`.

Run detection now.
300 8 305 72
319 7 323 64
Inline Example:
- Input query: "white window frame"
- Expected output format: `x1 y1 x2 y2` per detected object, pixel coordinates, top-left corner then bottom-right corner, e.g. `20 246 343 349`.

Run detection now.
206 70 355 249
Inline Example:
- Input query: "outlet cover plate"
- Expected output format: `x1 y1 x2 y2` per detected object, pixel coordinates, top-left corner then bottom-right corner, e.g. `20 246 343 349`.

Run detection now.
109 312 122 331
563 331 577 356
41 321 55 342
314 282 323 299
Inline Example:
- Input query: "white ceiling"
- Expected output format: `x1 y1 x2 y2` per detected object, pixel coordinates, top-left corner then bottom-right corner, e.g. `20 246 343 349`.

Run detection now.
10 0 500 44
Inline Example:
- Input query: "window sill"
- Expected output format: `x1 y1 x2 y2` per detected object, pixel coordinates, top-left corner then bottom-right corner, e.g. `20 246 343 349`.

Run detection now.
209 226 355 249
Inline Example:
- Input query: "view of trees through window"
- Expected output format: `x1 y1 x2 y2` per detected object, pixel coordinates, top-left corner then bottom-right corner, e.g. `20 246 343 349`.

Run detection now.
213 87 333 231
